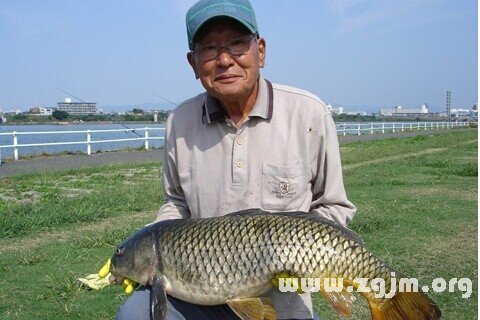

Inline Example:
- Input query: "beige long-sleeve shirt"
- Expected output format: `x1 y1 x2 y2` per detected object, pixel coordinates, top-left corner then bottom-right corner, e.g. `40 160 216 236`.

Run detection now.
156 77 356 319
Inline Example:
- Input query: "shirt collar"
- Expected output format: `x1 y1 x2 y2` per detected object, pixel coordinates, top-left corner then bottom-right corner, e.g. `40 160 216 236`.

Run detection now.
202 77 273 124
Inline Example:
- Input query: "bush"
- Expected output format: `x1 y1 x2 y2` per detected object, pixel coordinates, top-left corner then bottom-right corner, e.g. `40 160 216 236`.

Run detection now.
52 110 69 120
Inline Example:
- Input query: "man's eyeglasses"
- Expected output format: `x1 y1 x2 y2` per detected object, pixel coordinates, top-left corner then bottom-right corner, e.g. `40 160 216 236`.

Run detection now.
192 35 257 61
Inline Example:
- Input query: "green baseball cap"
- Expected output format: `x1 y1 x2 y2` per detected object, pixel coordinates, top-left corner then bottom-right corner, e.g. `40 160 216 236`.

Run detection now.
186 0 259 50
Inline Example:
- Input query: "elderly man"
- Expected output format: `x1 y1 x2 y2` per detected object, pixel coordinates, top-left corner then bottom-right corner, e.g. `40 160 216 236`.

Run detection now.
116 0 356 319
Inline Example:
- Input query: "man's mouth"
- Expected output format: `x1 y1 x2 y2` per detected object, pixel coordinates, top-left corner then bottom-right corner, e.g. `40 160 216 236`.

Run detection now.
215 74 240 83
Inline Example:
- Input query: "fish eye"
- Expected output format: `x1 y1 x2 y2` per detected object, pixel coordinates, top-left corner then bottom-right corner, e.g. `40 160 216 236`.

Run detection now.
116 246 124 256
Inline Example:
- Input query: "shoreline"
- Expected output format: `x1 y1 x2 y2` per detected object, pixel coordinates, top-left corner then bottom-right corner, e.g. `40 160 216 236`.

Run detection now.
1 128 476 177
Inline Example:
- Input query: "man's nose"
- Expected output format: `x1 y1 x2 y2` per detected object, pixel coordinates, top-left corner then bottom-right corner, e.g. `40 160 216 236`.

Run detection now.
217 47 235 67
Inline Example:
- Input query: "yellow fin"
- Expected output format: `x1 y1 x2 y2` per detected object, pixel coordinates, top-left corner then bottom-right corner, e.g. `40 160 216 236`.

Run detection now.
368 291 441 320
227 297 277 320
259 297 276 320
318 278 356 317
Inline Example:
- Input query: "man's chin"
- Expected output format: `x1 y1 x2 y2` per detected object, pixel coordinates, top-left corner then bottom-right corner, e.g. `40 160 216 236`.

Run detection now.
211 84 246 100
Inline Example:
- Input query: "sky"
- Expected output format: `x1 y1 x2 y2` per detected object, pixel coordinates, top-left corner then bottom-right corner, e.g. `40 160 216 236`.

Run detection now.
0 0 477 113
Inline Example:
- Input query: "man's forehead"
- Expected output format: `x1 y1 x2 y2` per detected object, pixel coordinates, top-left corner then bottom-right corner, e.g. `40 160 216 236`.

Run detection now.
194 17 252 43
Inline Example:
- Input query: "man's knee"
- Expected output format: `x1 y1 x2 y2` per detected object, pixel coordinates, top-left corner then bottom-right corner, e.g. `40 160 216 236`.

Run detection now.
115 287 186 320
115 288 150 320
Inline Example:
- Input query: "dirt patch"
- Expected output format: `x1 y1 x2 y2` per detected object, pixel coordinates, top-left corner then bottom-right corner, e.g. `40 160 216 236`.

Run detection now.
0 191 41 204
403 186 477 201
0 193 18 202
0 210 155 253
59 187 93 198
344 139 477 171
425 224 477 256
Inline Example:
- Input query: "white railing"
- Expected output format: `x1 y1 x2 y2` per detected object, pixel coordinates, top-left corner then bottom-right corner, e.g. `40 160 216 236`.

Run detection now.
0 127 165 161
335 121 469 136
0 122 471 162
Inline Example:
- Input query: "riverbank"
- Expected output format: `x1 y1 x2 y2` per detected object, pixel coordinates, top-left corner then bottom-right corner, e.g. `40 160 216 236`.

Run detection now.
0 128 475 177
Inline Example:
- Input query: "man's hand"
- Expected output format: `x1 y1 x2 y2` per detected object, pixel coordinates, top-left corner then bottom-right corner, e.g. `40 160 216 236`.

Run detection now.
97 259 139 294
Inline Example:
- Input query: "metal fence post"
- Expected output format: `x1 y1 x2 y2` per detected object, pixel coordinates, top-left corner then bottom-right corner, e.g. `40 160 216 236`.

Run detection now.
401 123 404 132
144 128 149 150
417 122 420 130
357 124 361 136
370 123 374 134
13 131 18 161
392 123 395 133
382 123 385 134
87 130 91 155
343 124 346 136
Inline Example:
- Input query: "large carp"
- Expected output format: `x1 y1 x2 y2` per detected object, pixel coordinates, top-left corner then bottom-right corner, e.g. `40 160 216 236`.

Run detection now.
106 209 441 320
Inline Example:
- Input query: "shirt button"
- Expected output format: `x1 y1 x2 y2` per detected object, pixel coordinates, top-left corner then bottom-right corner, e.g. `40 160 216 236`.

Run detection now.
237 138 243 145
236 161 243 168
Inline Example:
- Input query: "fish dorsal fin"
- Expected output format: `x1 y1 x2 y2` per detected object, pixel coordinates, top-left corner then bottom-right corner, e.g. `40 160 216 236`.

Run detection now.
269 211 365 246
226 208 265 217
318 279 356 317
227 297 276 320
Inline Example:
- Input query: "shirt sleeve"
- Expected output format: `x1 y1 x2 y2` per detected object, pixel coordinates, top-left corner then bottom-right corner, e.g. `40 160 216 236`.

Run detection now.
309 113 356 226
155 114 191 223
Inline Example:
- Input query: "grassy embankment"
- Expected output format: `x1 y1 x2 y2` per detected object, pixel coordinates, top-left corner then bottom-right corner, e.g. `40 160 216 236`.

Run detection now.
0 128 477 319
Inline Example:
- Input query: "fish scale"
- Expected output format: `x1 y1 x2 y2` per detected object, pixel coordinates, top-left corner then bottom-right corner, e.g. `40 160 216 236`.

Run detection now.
158 213 366 303
109 209 441 320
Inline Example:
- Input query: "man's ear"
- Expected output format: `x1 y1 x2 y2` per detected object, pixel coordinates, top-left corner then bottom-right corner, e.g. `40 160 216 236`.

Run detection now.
257 38 266 68
187 52 200 79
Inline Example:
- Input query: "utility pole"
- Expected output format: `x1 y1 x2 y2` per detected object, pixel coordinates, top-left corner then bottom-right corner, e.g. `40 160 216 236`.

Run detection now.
446 91 451 122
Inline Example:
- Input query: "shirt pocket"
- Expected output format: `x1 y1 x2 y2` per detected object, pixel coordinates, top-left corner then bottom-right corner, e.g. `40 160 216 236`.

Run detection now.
261 162 308 211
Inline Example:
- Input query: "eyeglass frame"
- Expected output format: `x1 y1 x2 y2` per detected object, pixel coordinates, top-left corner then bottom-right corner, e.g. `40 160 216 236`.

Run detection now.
191 34 259 62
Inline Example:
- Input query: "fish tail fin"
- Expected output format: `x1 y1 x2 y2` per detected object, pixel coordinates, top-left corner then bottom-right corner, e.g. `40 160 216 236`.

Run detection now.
369 292 441 320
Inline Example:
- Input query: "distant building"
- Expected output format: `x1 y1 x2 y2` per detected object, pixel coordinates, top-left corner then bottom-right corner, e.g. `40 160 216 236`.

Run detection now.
326 103 344 115
450 108 470 117
379 104 428 116
344 110 368 116
28 106 53 116
57 98 101 116
470 104 477 119
4 108 23 115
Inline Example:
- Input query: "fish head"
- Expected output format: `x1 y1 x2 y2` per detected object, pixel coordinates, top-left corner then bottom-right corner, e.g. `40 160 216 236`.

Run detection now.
110 226 158 286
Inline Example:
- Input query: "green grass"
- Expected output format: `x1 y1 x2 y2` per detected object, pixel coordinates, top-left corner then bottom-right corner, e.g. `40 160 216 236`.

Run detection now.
0 128 477 319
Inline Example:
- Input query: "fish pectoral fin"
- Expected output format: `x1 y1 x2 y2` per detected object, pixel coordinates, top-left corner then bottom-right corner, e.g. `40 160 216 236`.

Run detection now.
319 279 356 317
227 297 276 320
259 297 276 320
150 275 167 320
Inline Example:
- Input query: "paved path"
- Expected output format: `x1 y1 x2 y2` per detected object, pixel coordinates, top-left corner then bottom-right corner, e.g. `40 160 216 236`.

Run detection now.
0 129 467 177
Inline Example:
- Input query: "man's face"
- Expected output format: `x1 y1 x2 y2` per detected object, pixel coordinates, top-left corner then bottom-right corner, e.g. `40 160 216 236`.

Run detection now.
187 18 266 104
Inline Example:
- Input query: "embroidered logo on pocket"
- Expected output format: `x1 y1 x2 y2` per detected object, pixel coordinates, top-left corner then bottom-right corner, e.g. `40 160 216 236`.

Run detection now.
269 180 299 199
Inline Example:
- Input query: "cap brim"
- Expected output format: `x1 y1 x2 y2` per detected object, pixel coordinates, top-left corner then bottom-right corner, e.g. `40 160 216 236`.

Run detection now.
189 14 257 49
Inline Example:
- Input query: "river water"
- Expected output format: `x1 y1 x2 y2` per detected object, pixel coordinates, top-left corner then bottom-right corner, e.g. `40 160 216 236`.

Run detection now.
0 123 166 158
